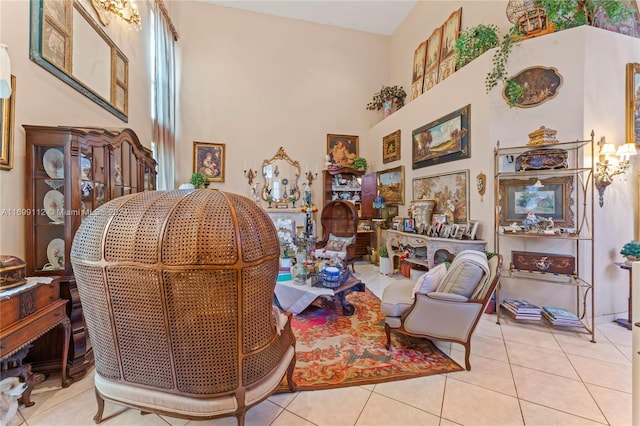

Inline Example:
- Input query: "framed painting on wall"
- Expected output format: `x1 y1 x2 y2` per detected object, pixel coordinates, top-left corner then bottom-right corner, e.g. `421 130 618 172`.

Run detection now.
193 142 225 182
503 66 563 108
412 169 469 223
377 165 404 205
0 75 16 170
411 41 427 100
382 130 401 163
423 27 442 92
627 63 640 144
412 104 470 169
438 8 462 81
497 176 575 227
327 134 358 168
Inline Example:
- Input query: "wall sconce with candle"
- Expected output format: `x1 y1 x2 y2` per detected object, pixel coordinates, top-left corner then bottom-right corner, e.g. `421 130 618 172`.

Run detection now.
594 137 637 207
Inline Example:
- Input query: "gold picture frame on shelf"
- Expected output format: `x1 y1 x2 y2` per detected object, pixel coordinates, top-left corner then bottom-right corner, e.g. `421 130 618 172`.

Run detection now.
382 130 401 163
497 176 574 228
1 75 16 171
193 142 225 182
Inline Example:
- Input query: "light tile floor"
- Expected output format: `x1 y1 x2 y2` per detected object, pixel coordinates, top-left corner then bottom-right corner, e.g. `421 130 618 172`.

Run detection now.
10 261 633 426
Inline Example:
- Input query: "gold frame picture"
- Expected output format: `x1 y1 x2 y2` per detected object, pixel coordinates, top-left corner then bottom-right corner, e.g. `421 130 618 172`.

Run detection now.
627 63 640 145
193 142 225 182
377 165 405 205
1 75 16 171
327 134 359 168
383 130 401 163
412 169 469 223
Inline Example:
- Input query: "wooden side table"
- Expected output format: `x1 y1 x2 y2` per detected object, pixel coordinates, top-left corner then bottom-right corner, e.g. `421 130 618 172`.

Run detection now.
614 262 632 330
0 278 71 406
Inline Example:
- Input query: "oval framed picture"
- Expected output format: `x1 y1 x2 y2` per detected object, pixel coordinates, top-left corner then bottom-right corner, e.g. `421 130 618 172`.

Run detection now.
502 66 563 108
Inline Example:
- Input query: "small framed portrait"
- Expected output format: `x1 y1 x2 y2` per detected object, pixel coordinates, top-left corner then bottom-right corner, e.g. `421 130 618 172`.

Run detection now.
455 224 467 239
383 130 401 163
193 142 225 182
450 224 459 239
327 134 358 168
440 224 451 238
403 218 415 233
466 220 479 240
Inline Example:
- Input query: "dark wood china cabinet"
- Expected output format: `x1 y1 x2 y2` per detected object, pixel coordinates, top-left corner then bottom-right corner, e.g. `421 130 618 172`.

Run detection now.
23 125 156 381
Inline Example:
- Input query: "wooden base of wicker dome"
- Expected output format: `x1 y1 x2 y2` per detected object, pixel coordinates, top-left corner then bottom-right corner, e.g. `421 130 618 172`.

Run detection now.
70 189 297 425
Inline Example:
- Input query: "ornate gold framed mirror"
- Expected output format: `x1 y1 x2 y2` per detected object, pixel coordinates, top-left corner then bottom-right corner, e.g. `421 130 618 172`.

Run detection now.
261 147 301 204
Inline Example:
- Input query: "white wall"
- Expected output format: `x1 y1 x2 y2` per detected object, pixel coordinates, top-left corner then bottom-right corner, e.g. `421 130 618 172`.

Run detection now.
170 1 390 207
370 19 640 319
0 0 154 257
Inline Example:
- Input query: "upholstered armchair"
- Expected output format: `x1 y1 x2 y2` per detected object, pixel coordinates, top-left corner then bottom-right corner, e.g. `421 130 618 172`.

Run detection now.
71 190 296 425
315 200 359 271
381 250 502 370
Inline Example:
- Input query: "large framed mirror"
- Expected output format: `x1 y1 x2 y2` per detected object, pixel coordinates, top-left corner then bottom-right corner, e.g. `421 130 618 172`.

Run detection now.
262 147 301 204
30 0 129 121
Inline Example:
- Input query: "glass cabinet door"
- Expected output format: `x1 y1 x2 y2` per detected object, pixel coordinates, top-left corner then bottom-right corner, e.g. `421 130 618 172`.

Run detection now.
34 146 66 272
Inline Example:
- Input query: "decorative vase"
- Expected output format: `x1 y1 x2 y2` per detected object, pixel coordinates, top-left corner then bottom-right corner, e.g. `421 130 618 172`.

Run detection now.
383 100 393 117
379 257 391 275
624 255 639 265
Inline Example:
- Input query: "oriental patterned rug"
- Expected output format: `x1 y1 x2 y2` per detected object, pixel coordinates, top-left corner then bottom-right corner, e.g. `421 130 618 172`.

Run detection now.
277 289 462 392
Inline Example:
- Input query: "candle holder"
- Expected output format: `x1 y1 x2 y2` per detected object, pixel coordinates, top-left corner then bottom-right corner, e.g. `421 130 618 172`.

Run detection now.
306 171 318 186
243 168 257 186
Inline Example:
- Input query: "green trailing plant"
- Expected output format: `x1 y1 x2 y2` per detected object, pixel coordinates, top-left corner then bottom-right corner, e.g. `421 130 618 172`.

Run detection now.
353 157 368 171
620 240 640 258
378 245 389 258
505 79 526 107
366 85 407 111
454 24 500 70
189 172 208 189
485 26 521 93
536 0 634 31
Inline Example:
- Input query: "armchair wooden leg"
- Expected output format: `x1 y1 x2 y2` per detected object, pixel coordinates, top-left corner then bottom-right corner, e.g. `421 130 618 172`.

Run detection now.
93 389 105 424
384 323 392 350
286 352 297 392
236 410 246 426
463 342 471 371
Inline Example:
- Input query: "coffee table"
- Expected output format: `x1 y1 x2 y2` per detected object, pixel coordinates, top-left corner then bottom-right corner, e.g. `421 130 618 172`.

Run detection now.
275 273 365 316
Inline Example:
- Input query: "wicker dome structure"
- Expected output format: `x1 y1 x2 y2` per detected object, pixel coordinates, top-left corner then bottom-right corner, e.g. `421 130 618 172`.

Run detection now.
71 189 296 425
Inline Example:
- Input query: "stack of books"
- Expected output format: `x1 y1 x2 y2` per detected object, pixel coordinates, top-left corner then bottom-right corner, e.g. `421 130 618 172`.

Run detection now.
501 299 541 320
542 306 583 327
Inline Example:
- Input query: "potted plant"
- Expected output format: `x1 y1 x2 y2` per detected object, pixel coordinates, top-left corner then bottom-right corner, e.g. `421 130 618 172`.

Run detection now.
454 24 500 70
189 172 208 189
620 240 640 264
378 245 392 275
353 157 368 171
366 85 407 117
537 0 634 31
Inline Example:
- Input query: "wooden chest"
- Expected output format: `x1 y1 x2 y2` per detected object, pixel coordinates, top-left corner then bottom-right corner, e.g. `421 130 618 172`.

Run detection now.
0 255 27 291
511 251 576 277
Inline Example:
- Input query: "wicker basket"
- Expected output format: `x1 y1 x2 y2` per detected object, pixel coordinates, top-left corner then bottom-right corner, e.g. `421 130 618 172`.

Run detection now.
322 266 348 289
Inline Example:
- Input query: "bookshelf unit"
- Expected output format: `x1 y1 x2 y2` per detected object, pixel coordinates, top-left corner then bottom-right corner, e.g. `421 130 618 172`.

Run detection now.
494 132 595 342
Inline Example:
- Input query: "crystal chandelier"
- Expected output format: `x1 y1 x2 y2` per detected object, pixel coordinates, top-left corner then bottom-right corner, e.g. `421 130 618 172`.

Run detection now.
93 0 141 29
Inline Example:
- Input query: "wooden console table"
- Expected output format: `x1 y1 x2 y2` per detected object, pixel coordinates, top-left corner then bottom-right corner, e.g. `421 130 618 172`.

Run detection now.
0 278 71 406
385 229 487 275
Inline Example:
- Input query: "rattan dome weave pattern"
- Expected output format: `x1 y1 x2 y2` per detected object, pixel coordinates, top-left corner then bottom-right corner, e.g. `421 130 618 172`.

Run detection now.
71 189 295 400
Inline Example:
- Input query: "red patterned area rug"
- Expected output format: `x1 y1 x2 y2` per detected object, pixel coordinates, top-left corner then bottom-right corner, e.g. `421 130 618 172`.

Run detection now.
277 289 463 392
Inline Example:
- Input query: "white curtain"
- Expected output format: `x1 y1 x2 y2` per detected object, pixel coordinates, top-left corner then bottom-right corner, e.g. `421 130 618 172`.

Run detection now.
152 2 176 190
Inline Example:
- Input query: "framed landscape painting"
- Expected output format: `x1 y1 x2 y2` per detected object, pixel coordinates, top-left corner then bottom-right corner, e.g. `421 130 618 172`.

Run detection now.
377 165 405 205
411 41 427 99
423 27 442 91
0 75 15 170
412 104 470 169
498 176 574 227
412 169 469 223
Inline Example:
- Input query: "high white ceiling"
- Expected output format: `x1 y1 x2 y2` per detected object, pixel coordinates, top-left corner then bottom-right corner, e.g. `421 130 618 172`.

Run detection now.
201 1 418 35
